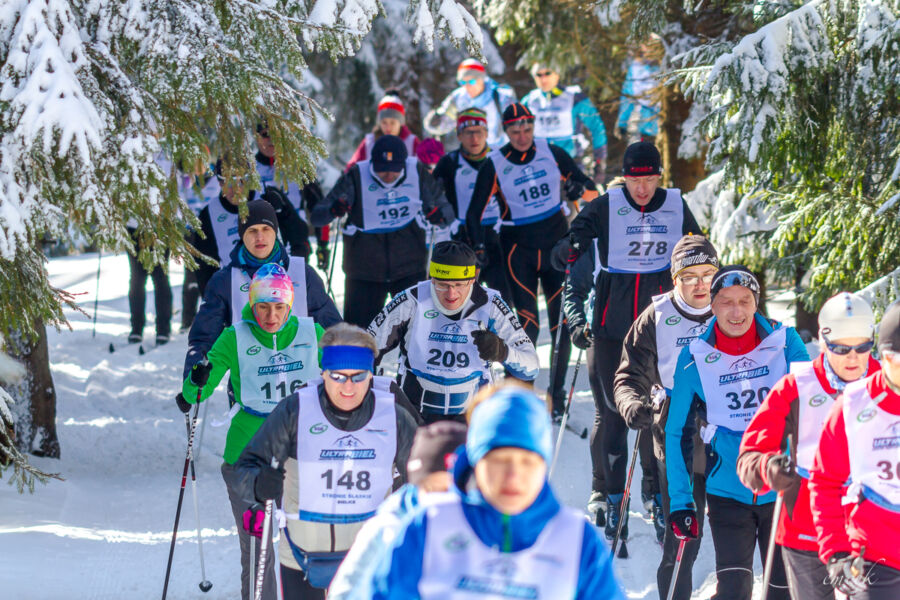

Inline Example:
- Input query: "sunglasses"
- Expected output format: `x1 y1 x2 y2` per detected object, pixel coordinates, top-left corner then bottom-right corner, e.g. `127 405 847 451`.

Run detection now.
534 71 553 78
825 339 874 356
457 78 480 86
327 371 370 384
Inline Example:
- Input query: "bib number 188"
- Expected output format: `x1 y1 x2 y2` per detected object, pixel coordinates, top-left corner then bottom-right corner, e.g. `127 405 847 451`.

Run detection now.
518 183 551 203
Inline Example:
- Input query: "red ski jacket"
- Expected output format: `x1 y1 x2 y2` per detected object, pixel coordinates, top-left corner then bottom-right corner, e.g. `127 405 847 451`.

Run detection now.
808 370 900 570
738 354 880 552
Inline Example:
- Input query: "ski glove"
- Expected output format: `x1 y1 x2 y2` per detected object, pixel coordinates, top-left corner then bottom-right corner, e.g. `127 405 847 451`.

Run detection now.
190 358 212 388
622 402 652 430
263 187 290 214
473 244 488 269
254 462 285 502
669 509 699 540
330 197 351 218
570 324 593 350
242 504 266 539
826 553 868 595
424 206 448 226
175 393 192 414
471 329 509 363
316 245 330 271
765 452 799 492
550 237 581 272
564 177 586 202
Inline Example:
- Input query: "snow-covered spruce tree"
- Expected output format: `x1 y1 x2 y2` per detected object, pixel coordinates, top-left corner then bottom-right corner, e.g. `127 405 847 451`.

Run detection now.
675 1 900 312
0 0 481 486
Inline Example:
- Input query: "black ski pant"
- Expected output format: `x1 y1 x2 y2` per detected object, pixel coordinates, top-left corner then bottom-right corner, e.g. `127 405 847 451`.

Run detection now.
280 565 326 599
849 562 900 600
181 267 200 331
781 547 835 600
657 465 707 600
502 241 570 411
127 230 172 337
479 228 512 303
589 337 658 496
343 273 423 329
706 493 790 600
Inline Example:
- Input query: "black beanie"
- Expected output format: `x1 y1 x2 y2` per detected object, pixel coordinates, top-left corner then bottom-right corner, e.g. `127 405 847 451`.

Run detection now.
430 241 477 280
502 103 535 129
710 265 760 305
238 199 278 239
623 142 662 176
671 235 719 277
407 421 467 486
878 301 900 353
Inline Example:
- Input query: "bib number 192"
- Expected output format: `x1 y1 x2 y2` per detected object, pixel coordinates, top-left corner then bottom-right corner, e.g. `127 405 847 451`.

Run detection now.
378 206 409 220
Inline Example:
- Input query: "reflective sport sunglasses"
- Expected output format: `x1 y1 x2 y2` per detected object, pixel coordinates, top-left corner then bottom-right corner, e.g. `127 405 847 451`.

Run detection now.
327 371 370 384
824 338 874 356
534 71 553 78
457 78 480 86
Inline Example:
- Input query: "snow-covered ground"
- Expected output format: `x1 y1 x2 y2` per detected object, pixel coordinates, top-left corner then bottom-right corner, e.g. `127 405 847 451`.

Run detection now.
0 246 795 599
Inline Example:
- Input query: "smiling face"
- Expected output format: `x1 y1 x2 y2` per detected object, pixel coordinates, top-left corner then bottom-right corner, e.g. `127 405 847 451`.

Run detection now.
432 278 474 311
323 369 372 411
624 174 661 206
474 447 546 515
674 265 718 310
506 121 534 152
252 301 290 333
711 285 757 338
242 224 276 259
533 69 559 92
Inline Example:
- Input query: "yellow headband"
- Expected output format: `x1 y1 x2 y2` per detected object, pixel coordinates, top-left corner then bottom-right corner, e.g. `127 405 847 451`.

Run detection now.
429 261 476 280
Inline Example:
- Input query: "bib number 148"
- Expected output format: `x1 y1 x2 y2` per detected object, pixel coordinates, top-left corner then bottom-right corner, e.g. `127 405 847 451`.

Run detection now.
321 469 371 490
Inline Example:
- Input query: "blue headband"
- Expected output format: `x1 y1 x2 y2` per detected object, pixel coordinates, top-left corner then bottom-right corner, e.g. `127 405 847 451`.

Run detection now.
321 345 375 373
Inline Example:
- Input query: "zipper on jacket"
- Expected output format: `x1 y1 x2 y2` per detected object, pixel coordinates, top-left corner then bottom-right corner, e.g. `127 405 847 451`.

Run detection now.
502 513 512 553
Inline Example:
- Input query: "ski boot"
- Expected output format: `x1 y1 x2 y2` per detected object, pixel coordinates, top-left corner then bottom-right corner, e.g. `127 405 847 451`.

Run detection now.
606 493 630 557
587 491 606 528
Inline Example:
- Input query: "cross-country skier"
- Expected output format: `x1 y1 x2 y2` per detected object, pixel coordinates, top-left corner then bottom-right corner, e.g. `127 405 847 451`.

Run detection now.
345 91 420 172
665 266 808 600
521 62 608 183
552 141 701 539
183 198 340 379
311 135 454 328
431 107 511 299
328 421 468 600
808 301 900 600
234 323 418 598
367 241 538 424
738 292 879 600
424 58 517 147
192 161 310 294
178 264 322 600
613 234 719 597
465 102 598 418
252 124 330 271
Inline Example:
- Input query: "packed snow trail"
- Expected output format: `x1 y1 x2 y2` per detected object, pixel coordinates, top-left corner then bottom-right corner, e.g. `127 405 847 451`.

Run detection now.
0 248 794 598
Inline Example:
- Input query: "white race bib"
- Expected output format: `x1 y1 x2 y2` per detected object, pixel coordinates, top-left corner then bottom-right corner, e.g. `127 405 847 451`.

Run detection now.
454 152 500 226
531 91 575 140
653 293 710 390
207 198 241 264
358 158 422 233
792 361 836 477
255 158 306 221
605 187 684 274
492 140 562 226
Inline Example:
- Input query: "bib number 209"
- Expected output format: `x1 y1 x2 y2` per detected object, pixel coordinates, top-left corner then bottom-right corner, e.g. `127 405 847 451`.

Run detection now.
427 349 470 368
321 469 371 490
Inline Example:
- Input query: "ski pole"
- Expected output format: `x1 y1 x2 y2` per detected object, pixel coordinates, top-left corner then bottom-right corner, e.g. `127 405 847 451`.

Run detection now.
548 234 577 407
326 218 342 298
425 224 436 266
549 348 584 478
185 417 212 592
250 535 257 600
666 537 688 600
762 434 793 599
611 428 642 559
162 386 203 600
92 249 102 338
254 457 280 600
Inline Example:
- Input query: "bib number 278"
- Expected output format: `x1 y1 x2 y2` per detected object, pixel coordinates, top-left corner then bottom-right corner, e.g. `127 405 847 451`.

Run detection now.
627 241 668 256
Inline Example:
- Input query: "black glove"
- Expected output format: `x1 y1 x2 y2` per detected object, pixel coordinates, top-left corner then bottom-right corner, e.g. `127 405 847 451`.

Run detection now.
669 509 699 540
254 462 285 502
826 552 868 595
570 324 593 350
424 206 448 226
316 245 330 271
564 177 585 202
765 452 799 492
189 358 212 388
330 197 351 218
473 244 488 268
263 186 290 214
175 393 192 414
622 402 652 430
550 237 582 272
471 329 508 362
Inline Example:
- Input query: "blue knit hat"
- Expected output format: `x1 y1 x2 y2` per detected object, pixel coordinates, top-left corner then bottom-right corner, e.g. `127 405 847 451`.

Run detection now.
467 387 553 465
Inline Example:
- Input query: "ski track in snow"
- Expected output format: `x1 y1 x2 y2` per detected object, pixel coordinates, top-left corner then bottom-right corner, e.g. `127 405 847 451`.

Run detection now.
1 246 790 598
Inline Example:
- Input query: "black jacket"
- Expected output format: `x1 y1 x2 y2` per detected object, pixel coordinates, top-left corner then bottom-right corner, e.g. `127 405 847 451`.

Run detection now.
613 291 710 471
311 162 454 283
465 141 595 250
233 380 419 499
193 193 310 293
563 187 701 340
